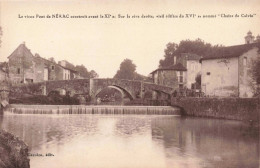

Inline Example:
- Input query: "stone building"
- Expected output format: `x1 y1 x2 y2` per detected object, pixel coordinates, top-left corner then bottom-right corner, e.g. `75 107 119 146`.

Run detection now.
200 42 260 97
150 53 201 90
8 42 78 84
58 60 81 79
176 53 201 89
150 63 187 90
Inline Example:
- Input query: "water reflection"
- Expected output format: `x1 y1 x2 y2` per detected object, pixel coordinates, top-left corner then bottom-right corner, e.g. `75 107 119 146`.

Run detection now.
151 117 259 168
0 113 259 168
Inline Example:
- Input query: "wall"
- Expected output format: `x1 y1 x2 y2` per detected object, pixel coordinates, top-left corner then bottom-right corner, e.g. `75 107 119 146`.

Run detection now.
158 70 178 88
45 79 90 96
9 54 34 84
0 129 30 168
201 57 239 97
153 70 185 90
172 97 259 125
34 57 47 82
186 60 201 89
238 47 260 97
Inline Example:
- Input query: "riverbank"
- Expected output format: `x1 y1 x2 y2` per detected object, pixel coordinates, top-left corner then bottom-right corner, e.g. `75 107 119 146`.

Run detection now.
0 129 30 168
172 97 260 127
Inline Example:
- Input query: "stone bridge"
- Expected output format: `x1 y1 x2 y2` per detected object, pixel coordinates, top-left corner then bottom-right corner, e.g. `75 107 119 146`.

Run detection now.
10 78 174 103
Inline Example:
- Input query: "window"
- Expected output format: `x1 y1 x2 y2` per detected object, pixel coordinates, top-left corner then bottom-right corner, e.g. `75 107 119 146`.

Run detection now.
179 84 183 89
179 76 183 83
178 71 184 83
174 56 177 64
17 68 21 74
243 57 247 66
207 72 211 75
51 65 55 70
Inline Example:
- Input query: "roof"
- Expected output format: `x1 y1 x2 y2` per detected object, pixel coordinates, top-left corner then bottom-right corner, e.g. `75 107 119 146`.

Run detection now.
8 43 78 73
200 42 260 62
181 53 201 60
34 55 77 72
8 43 34 59
150 63 187 74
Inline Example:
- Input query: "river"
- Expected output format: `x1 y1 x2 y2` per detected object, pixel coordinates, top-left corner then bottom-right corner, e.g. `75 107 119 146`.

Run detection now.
0 109 259 168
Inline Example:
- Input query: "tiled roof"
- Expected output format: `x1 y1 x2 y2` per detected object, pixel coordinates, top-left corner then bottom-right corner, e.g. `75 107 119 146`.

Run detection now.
8 43 34 59
181 53 201 60
8 43 77 73
34 55 77 72
150 63 187 74
200 42 260 62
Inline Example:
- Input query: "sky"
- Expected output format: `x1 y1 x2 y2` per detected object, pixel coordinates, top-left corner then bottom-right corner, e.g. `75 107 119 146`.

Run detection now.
0 0 259 78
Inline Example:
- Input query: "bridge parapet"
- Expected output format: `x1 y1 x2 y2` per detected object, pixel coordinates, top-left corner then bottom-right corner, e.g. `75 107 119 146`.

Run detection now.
143 82 174 94
9 78 175 105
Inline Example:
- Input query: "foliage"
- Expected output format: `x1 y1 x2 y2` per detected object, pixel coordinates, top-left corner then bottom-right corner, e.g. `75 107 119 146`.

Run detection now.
114 59 146 80
89 70 99 78
159 39 223 67
48 57 56 63
74 64 99 79
0 26 2 47
251 57 260 96
75 65 90 78
9 94 80 105
252 57 260 84
134 72 146 80
114 59 136 80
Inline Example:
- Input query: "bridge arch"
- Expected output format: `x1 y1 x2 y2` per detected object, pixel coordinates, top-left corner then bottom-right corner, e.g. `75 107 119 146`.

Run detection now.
94 85 134 100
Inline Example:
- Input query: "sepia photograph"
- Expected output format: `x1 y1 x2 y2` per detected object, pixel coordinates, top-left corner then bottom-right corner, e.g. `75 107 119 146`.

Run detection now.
0 0 259 168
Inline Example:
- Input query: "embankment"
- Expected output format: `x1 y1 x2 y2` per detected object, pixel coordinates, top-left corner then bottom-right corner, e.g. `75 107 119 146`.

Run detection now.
172 97 259 125
0 129 30 168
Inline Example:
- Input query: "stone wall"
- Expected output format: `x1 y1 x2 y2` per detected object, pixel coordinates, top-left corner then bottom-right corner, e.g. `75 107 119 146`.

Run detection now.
172 97 259 125
10 82 45 98
238 47 260 97
201 57 239 97
0 130 30 168
9 51 34 84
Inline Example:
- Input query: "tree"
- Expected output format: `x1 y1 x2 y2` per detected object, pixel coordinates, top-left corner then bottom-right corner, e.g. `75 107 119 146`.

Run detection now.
75 65 90 78
159 39 223 67
0 26 2 47
134 72 146 80
89 70 99 78
159 42 178 67
114 59 137 80
48 57 56 63
251 57 260 96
